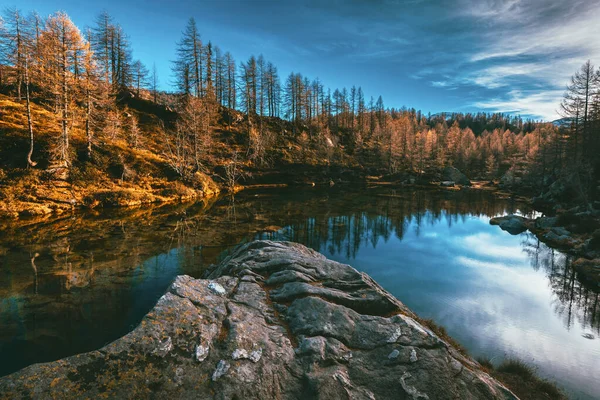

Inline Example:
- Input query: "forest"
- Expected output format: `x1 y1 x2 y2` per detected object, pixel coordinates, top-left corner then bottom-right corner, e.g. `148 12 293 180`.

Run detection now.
1 8 600 216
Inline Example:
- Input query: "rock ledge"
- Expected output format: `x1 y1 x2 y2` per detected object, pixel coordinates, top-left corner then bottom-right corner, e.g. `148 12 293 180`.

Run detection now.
0 241 517 399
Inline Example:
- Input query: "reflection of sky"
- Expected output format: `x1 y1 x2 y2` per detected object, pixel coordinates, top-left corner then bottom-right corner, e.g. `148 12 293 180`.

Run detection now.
312 212 600 400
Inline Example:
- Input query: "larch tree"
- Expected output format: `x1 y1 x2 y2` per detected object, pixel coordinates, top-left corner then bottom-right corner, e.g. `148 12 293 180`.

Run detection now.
81 31 103 160
265 62 280 117
112 24 132 92
131 59 149 97
151 62 159 103
174 18 203 98
214 45 224 105
2 8 26 100
560 61 600 163
91 11 112 85
257 54 265 116
240 56 257 117
204 41 213 99
24 34 35 167
38 12 88 167
223 51 236 109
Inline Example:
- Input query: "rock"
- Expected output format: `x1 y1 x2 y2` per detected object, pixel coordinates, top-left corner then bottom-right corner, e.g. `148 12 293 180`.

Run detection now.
552 227 570 237
534 216 557 230
587 229 600 251
208 281 226 295
231 348 262 363
572 258 600 283
409 348 418 363
388 349 400 359
542 230 574 248
532 177 584 211
500 169 522 189
0 241 517 400
212 360 230 381
387 327 402 343
490 215 529 235
442 166 471 186
196 344 210 362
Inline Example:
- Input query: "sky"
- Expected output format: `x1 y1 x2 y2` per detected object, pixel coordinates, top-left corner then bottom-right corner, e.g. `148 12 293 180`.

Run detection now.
13 0 600 121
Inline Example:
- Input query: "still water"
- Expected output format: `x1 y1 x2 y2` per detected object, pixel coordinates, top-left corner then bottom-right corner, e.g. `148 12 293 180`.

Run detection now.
0 187 598 399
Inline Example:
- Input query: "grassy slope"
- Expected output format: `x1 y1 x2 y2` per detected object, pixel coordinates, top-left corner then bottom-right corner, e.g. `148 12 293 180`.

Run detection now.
0 92 369 220
0 93 221 219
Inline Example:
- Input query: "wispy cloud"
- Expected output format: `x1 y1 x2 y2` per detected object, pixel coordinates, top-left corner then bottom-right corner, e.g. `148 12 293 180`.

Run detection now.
474 89 564 120
470 3 600 64
446 0 600 119
431 80 453 88
156 0 600 119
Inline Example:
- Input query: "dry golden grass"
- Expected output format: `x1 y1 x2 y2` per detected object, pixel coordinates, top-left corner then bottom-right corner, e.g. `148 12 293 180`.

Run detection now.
0 93 220 219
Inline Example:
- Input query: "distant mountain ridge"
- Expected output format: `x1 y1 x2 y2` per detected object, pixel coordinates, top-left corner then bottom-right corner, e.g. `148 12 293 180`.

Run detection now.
552 117 573 127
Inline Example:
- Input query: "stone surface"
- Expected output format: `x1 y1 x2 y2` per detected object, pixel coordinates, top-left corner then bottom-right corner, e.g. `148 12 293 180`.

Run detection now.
499 169 523 189
442 166 471 186
534 216 557 230
0 240 517 400
490 215 529 235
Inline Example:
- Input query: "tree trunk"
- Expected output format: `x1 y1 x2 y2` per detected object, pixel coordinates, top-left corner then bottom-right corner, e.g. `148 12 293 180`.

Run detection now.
25 57 36 168
86 87 93 160
62 27 69 166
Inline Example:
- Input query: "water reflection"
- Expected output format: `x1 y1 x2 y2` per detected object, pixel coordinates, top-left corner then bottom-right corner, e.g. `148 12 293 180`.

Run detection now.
522 232 600 334
0 187 598 398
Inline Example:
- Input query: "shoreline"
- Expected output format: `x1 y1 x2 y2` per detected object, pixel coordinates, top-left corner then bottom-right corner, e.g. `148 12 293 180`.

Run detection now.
490 213 600 288
0 172 520 222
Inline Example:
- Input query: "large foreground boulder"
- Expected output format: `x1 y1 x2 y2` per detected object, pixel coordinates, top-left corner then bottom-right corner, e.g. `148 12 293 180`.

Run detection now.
0 241 517 399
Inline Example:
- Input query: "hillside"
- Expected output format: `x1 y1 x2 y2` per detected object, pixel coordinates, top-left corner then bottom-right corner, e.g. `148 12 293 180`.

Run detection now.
0 91 367 220
0 93 222 219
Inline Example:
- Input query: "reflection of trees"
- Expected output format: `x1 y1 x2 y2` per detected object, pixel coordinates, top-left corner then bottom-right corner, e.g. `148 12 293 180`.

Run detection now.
273 189 525 260
0 186 563 377
522 233 600 333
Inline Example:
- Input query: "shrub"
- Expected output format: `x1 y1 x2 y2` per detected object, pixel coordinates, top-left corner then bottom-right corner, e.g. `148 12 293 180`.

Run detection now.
497 358 535 379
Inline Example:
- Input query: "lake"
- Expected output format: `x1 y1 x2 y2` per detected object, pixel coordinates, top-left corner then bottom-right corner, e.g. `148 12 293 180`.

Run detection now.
0 187 598 399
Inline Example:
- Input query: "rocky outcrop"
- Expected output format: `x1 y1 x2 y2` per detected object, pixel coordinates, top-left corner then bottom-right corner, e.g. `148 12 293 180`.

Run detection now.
490 215 529 235
0 241 517 400
571 258 600 285
499 169 522 189
442 166 471 186
490 214 600 288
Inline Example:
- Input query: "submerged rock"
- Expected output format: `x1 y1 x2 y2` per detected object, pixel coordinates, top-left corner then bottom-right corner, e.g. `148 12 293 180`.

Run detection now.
0 240 517 399
490 215 529 235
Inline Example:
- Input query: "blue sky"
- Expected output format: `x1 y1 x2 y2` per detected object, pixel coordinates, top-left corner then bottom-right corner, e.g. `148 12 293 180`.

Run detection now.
15 0 600 120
